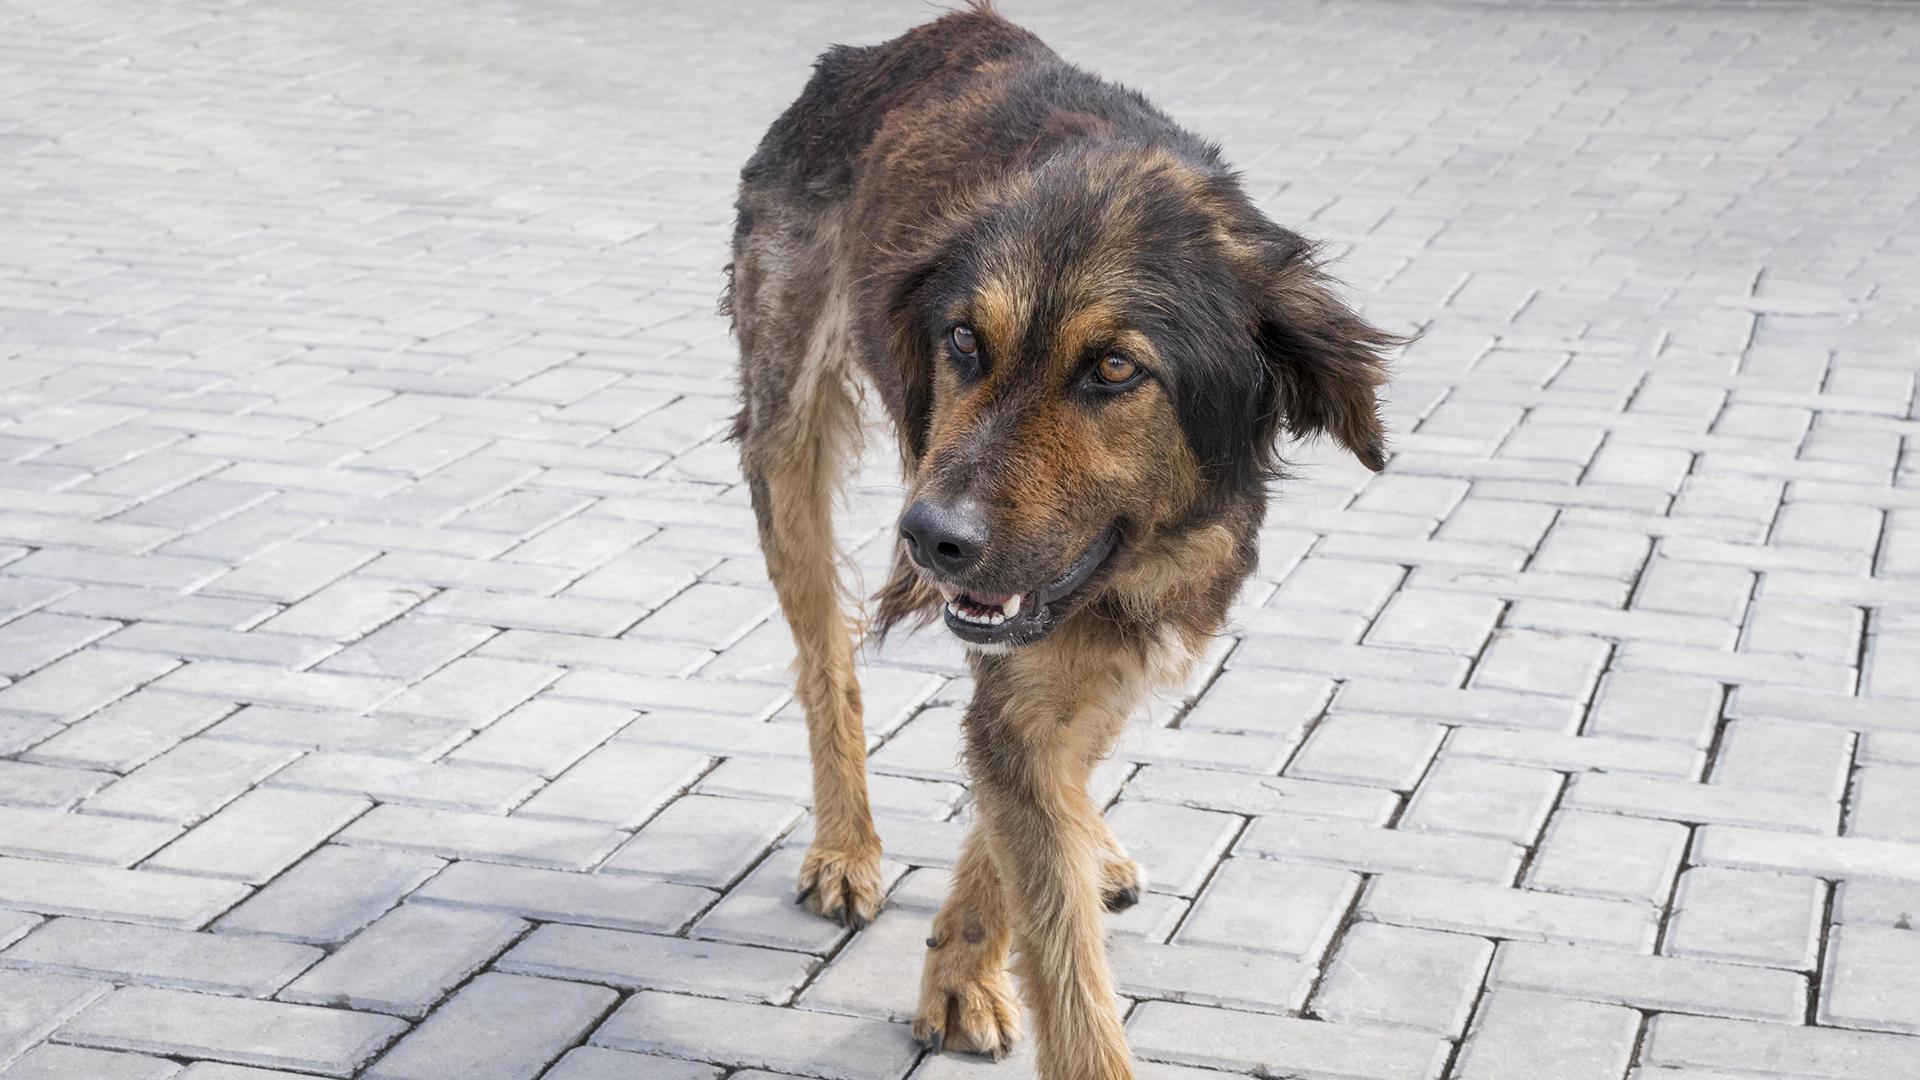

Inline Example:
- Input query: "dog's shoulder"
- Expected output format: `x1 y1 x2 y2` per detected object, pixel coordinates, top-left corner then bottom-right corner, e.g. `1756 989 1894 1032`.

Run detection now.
741 6 1043 202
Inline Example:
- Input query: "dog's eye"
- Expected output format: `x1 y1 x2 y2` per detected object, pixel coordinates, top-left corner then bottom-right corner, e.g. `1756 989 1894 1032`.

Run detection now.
1094 354 1139 385
948 325 978 359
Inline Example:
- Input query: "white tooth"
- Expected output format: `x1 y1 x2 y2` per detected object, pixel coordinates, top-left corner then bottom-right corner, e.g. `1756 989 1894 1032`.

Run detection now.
1003 594 1022 618
937 583 959 602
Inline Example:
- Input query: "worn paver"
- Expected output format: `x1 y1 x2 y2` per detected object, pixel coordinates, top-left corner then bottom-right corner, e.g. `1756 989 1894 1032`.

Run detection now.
2 0 1918 1076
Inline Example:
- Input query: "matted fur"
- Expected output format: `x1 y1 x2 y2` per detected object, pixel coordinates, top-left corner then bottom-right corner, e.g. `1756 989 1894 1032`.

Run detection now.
728 5 1398 1076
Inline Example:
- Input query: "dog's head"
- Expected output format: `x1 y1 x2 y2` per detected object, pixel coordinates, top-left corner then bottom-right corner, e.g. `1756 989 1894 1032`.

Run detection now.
881 148 1399 649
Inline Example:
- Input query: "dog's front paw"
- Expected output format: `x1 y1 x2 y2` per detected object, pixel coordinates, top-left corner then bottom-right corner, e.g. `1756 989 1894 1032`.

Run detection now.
795 842 884 929
914 942 1020 1058
1101 853 1148 912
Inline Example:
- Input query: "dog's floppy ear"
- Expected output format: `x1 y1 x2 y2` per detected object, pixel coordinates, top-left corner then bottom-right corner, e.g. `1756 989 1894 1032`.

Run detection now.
876 249 947 466
1242 225 1401 474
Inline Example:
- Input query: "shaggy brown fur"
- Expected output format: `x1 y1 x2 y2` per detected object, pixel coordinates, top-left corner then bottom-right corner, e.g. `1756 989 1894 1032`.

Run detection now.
728 5 1398 1075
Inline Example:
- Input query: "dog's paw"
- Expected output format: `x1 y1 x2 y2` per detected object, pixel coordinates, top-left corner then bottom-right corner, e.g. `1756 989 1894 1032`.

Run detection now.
795 843 884 929
1101 853 1148 913
913 946 1020 1058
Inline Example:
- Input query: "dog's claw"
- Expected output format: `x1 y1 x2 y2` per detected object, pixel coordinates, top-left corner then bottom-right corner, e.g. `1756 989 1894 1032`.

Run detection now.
1103 885 1140 912
793 843 884 929
913 975 1019 1058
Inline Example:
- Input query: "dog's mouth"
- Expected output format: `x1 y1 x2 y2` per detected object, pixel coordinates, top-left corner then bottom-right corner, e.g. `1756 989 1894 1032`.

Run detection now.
933 527 1121 648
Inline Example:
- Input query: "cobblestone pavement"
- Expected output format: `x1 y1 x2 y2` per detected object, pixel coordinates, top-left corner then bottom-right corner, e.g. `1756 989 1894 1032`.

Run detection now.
2 0 1919 1077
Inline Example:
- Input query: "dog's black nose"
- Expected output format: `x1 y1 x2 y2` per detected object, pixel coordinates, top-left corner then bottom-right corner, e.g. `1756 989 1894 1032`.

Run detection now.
900 499 988 575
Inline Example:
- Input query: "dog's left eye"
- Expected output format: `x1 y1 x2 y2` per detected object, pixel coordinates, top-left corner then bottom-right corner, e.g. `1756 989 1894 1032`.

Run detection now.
1092 354 1141 387
946 324 983 376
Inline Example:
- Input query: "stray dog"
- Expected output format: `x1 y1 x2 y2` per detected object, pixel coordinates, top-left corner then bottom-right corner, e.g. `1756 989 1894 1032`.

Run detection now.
726 4 1396 1075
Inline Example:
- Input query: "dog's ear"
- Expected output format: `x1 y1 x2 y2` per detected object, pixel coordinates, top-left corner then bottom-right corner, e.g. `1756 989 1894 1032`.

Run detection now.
877 248 949 467
1241 225 1401 474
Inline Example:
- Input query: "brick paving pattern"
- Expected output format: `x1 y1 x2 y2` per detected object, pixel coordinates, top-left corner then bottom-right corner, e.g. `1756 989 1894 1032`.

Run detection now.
1 0 1918 1077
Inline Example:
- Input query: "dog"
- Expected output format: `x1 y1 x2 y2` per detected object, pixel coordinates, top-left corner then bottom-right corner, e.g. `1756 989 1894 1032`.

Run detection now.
725 4 1397 1075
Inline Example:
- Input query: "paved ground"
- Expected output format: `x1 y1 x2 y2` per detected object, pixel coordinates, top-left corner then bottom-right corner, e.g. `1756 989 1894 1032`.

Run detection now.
2 0 1918 1077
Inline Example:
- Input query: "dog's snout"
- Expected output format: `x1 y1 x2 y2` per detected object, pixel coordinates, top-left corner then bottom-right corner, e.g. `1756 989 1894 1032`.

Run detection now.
900 499 989 576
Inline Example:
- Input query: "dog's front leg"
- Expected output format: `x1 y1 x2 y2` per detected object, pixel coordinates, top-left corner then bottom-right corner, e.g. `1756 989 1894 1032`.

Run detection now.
914 824 1019 1056
962 670 1134 1080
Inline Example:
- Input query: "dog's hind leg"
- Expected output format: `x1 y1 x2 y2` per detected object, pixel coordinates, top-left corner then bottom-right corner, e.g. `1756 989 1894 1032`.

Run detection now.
733 230 883 930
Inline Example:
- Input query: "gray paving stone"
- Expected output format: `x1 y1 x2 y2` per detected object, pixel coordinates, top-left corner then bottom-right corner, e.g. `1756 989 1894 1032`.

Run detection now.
1489 941 1806 1021
1470 629 1611 700
1332 681 1583 732
1695 825 1920 882
1818 924 1920 1035
336 804 623 870
1174 857 1361 960
0 807 180 867
0 1044 180 1080
0 914 38 952
1103 800 1240 898
1587 670 1725 744
0 918 320 998
199 707 466 758
54 987 405 1078
1111 936 1315 1014
1123 764 1397 823
542 1047 720 1080
441 699 636 777
516 743 710 826
1833 879 1920 931
280 904 526 1018
1526 809 1689 904
1363 874 1657 951
0 973 110 1071
362 973 615 1080
600 794 801 886
0 857 250 929
1452 990 1639 1080
264 752 541 813
591 992 918 1080
0 653 180 723
374 657 561 725
1642 1013 1920 1079
409 861 710 934
1237 816 1522 884
793 913 930 1022
1665 867 1823 971
144 788 369 884
1398 759 1561 843
1847 764 1920 843
82 741 298 823
214 846 445 945
1311 923 1492 1035
500 923 812 1004
1127 1002 1450 1079
1287 714 1446 790
1565 773 1838 833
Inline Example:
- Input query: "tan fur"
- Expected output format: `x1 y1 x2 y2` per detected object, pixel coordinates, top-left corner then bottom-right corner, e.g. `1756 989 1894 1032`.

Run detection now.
951 625 1191 1079
735 233 886 929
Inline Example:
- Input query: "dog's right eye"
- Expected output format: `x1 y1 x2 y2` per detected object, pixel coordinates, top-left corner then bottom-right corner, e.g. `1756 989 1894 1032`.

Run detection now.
946 324 982 374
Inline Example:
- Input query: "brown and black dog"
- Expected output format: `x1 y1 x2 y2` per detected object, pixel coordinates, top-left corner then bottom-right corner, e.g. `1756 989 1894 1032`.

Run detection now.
726 4 1398 1075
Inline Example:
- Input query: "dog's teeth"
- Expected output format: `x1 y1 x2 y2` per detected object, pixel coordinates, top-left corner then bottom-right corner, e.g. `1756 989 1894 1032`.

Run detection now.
1003 594 1022 617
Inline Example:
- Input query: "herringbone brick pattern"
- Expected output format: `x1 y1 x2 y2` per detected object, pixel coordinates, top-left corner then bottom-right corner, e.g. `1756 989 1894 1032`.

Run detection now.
1 0 1917 1077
